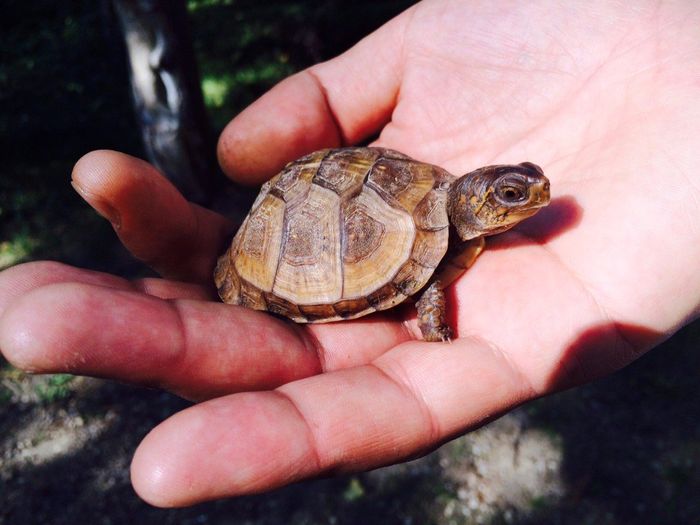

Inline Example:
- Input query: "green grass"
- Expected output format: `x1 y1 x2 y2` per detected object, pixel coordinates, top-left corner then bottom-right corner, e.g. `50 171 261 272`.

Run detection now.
35 374 76 404
342 477 366 502
0 361 78 405
0 233 39 270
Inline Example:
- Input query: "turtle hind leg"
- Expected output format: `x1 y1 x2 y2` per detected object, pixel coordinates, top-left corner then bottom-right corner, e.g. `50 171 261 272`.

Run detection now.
416 280 452 342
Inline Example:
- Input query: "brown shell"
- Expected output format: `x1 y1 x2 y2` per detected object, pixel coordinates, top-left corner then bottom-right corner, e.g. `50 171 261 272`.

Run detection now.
214 147 453 322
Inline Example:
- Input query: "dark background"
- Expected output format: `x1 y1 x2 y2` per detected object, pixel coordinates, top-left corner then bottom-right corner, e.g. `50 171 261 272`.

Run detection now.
1 1 699 524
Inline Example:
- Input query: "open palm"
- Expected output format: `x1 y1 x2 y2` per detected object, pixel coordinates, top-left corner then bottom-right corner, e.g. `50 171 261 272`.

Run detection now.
1 0 699 507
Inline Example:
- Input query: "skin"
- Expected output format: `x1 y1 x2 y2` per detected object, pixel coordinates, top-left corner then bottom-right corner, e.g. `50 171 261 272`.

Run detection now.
1 0 700 507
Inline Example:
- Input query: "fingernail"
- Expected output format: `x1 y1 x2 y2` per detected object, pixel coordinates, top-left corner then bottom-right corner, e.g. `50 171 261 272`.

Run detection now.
71 180 121 229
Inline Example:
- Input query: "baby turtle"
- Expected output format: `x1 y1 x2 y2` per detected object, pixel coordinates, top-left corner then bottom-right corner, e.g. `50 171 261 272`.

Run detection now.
215 147 550 341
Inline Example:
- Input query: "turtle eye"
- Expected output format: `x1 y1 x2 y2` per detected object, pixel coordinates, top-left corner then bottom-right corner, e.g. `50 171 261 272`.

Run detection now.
500 186 524 201
496 177 528 203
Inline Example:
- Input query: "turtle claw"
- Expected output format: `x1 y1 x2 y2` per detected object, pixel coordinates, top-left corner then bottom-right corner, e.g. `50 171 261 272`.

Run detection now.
416 281 452 342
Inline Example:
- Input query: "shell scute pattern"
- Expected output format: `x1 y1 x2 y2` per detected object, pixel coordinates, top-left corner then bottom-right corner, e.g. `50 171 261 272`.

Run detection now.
274 184 343 305
340 185 415 300
217 147 454 322
367 158 436 214
270 149 326 205
234 194 285 292
413 184 450 231
342 206 386 264
312 148 376 197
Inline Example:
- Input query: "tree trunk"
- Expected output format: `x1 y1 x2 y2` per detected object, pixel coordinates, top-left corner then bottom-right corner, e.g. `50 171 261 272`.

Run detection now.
112 0 218 204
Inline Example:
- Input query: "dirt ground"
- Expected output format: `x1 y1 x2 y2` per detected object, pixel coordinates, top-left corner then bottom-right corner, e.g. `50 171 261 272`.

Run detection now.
1 320 698 525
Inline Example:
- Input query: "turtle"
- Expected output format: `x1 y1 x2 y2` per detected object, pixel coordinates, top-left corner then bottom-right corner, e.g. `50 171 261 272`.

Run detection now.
214 147 550 341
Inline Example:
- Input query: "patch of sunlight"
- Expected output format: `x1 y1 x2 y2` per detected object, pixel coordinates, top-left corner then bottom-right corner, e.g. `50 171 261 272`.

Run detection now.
2 376 113 469
342 477 365 502
201 75 232 108
233 61 292 85
201 61 292 110
0 234 39 270
8 411 112 468
437 413 566 523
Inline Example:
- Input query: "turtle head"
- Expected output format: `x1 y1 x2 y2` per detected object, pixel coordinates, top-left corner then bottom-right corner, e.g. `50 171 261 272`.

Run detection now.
447 162 550 241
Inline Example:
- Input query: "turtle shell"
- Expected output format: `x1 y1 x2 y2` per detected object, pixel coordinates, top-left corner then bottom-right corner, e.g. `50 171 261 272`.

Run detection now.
214 147 454 322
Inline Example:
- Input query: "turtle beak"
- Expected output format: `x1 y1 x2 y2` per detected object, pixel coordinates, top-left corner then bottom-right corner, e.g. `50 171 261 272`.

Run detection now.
530 178 551 208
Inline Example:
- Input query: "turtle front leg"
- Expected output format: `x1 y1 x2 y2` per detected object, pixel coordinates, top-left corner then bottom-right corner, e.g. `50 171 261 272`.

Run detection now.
416 280 452 342
416 237 487 342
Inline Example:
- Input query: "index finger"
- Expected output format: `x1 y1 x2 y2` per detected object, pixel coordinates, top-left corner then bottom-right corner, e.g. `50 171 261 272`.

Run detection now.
72 150 234 284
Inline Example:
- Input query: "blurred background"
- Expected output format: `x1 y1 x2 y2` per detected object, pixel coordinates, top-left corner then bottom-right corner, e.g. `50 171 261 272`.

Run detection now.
1 1 699 523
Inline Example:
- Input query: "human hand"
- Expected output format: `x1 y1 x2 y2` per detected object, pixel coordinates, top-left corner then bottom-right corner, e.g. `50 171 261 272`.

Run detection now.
2 0 699 507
